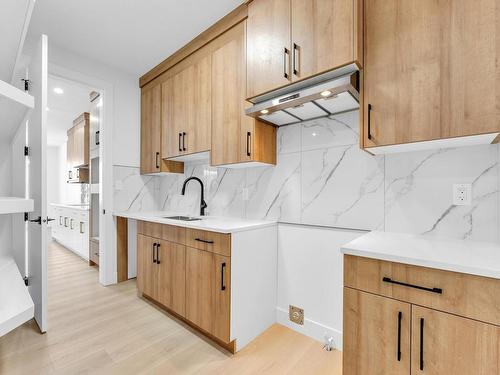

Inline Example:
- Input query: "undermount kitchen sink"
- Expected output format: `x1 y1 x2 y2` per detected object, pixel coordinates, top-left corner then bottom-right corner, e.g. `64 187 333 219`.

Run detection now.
163 215 202 221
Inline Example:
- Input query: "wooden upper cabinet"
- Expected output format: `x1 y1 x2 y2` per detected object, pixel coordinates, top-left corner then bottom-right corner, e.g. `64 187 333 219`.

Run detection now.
211 22 277 166
141 85 161 174
246 0 291 99
343 288 411 375
247 0 361 99
363 0 500 148
70 113 89 168
170 53 211 157
291 0 360 81
411 306 500 375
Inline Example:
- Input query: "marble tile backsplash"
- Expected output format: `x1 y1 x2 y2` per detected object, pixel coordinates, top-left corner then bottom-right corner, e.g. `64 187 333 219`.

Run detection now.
114 110 500 242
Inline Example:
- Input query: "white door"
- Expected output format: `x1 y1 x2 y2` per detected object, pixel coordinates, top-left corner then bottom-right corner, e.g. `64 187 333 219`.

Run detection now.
27 35 48 333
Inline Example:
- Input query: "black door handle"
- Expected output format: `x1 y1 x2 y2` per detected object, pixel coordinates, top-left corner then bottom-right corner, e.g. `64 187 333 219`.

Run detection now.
292 43 299 75
182 132 186 151
178 133 182 152
283 47 290 79
367 103 372 140
152 243 157 263
397 311 402 361
383 277 442 294
420 318 424 371
246 131 251 157
221 262 226 291
156 243 161 264
95 130 100 145
195 238 214 244
47 217 55 222
29 216 42 225
155 152 160 169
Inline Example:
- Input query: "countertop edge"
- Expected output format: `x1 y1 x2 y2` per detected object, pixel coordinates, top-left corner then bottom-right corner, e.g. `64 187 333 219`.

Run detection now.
341 247 500 280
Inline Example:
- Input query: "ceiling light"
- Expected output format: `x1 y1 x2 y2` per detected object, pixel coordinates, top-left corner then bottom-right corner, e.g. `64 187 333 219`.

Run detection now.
320 90 332 97
53 87 64 95
260 109 269 114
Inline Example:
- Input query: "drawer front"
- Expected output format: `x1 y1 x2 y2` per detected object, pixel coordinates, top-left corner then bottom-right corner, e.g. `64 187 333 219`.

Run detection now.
186 228 231 257
161 224 185 245
137 220 162 238
344 255 500 326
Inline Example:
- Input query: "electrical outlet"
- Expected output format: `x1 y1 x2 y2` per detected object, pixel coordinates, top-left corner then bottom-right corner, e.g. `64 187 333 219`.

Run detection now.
453 183 471 206
289 305 304 325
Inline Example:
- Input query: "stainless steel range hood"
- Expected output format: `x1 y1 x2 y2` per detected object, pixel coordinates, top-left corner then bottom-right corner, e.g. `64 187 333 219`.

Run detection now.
246 63 359 126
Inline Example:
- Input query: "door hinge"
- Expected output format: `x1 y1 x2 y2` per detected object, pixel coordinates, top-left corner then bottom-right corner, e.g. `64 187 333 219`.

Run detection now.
23 276 30 286
24 146 29 156
24 212 29 221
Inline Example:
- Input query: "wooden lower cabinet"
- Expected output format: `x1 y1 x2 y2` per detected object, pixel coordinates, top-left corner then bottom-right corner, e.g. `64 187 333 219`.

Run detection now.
156 240 185 316
343 256 500 375
412 306 500 375
343 288 410 375
213 253 231 343
186 246 215 334
137 234 156 298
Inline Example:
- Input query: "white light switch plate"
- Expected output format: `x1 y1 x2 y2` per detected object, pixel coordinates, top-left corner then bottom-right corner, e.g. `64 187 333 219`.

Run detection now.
453 183 471 205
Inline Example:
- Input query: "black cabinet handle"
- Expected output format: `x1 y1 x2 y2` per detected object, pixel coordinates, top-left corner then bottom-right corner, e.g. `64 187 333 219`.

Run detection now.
283 47 290 79
419 318 424 371
221 262 226 291
69 170 72 179
152 243 157 263
80 221 84 234
95 130 100 145
156 243 161 264
182 132 186 151
178 133 182 152
195 238 214 244
292 43 299 75
246 131 251 157
155 152 160 169
382 277 442 294
367 103 372 140
397 311 402 361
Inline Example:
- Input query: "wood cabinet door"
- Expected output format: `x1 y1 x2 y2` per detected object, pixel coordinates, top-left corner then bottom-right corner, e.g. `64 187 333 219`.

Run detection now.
137 234 157 299
213 254 230 343
186 54 211 155
161 77 179 159
343 288 411 375
156 240 186 317
363 0 500 148
186 247 214 334
141 84 161 173
246 0 291 99
291 0 356 81
411 306 500 375
211 24 245 166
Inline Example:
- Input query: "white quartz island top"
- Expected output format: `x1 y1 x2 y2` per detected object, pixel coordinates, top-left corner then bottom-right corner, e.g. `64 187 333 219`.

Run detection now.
341 231 500 280
51 203 89 211
113 211 277 234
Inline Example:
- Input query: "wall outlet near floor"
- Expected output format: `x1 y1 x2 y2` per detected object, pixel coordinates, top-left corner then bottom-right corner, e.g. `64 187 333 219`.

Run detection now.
289 305 304 325
453 183 471 205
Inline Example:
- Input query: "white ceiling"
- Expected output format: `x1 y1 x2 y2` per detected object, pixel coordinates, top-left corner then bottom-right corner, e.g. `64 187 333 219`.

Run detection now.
28 0 244 77
46 76 94 146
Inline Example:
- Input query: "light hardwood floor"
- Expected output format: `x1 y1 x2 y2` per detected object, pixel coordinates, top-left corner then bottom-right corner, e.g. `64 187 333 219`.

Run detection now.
0 241 342 374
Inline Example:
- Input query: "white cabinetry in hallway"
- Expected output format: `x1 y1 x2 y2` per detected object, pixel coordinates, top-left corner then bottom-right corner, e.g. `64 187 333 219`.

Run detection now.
51 204 89 260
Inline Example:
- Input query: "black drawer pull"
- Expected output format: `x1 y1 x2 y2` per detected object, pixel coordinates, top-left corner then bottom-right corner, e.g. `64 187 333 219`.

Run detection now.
221 262 226 291
152 243 157 263
383 277 442 294
95 130 100 145
397 311 402 361
420 318 424 371
182 132 186 151
155 152 160 169
195 238 214 244
178 133 182 152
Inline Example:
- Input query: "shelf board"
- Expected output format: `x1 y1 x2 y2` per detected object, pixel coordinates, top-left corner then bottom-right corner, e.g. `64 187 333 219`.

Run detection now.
0 255 34 337
0 197 34 215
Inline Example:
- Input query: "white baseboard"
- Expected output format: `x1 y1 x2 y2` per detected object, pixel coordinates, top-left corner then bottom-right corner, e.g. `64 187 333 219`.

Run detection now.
276 307 343 350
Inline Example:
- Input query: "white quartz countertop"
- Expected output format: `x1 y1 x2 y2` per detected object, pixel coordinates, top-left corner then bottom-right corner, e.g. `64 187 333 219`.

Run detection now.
51 203 89 211
113 211 277 234
341 231 500 280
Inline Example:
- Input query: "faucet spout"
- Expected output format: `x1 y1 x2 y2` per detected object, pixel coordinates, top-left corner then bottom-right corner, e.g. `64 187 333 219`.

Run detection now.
181 177 207 216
